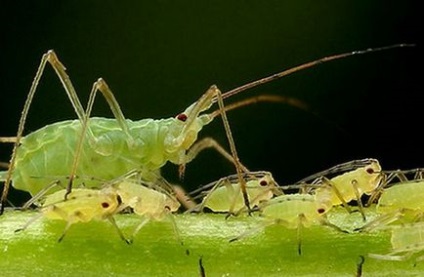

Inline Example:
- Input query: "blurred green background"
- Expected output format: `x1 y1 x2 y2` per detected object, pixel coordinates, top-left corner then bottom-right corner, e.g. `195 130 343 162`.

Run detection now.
0 1 420 204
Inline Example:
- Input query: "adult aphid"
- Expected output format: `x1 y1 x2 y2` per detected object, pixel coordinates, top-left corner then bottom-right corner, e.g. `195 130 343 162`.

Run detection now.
0 44 414 214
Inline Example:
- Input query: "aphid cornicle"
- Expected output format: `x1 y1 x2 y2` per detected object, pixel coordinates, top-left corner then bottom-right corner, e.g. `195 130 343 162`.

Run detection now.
0 44 414 213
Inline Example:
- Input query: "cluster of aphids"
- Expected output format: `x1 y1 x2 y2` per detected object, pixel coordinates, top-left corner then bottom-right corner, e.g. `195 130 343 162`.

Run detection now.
187 159 424 261
0 45 418 261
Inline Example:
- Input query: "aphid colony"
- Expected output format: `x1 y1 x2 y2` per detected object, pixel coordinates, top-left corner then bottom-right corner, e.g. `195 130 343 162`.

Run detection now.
0 45 420 261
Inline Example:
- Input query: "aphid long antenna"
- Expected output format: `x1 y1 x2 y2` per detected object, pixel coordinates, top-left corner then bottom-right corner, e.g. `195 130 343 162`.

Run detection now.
296 158 377 185
216 44 415 101
215 87 251 214
209 94 309 119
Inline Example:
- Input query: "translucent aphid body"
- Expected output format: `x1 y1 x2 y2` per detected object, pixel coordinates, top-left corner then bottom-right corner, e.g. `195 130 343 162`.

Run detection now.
116 180 180 219
110 179 181 242
314 159 383 207
16 188 128 243
259 193 333 228
196 171 278 213
377 180 424 215
231 191 342 255
9 107 212 197
369 222 424 261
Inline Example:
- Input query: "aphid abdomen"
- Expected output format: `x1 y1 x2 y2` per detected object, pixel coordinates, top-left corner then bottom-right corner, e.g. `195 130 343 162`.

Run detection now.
10 117 186 197
377 180 424 213
261 194 321 229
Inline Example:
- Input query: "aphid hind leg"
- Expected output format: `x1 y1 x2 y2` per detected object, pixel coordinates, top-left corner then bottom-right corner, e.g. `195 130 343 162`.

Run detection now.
321 177 352 213
1 50 86 214
180 137 250 178
66 77 133 198
129 216 150 243
107 216 131 244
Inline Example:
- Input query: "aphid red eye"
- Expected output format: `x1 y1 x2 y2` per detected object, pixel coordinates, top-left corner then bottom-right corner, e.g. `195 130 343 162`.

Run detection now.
176 113 188 122
366 168 374 174
260 180 268 186
101 202 110 208
317 208 326 214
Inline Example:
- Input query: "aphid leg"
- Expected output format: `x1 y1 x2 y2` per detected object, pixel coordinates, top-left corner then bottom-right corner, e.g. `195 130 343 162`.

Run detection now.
129 217 151 243
0 162 10 169
57 220 73 242
367 170 408 206
194 178 228 213
180 137 249 179
66 77 133 198
354 209 404 232
172 185 197 211
297 214 306 255
22 180 63 209
166 211 183 246
14 213 44 233
215 86 251 215
198 256 206 277
351 180 367 221
0 50 86 214
0 137 18 143
356 255 365 277
106 216 131 244
321 177 352 213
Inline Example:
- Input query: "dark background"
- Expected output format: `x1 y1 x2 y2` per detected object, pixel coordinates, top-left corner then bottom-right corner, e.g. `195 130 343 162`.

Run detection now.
0 1 421 204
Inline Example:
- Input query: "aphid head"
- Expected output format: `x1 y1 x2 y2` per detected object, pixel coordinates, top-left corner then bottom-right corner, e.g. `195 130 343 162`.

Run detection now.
168 85 218 151
164 195 181 213
361 159 383 193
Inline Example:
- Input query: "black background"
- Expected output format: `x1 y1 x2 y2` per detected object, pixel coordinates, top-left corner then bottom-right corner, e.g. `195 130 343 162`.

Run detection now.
0 1 421 204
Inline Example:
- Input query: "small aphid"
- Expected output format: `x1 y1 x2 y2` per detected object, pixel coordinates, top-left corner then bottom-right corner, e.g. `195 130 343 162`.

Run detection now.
368 222 424 262
300 159 384 220
15 188 129 243
230 191 345 255
357 179 424 232
112 179 181 243
192 171 279 215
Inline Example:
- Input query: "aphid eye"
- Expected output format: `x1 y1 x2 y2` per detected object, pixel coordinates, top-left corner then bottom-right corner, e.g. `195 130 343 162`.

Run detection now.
101 202 110 208
366 168 375 174
317 208 326 214
260 180 268 186
176 113 188 122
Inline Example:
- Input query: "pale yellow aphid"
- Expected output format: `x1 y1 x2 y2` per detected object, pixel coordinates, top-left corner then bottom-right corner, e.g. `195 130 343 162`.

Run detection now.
231 190 344 255
112 179 181 243
16 188 128 243
303 159 384 220
357 179 424 231
369 222 424 262
193 171 279 215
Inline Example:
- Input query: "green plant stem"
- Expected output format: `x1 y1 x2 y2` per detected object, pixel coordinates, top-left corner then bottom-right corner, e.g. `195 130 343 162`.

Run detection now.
0 208 422 276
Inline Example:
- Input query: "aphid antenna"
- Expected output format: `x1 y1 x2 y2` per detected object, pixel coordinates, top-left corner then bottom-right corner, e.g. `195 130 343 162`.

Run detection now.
215 44 415 102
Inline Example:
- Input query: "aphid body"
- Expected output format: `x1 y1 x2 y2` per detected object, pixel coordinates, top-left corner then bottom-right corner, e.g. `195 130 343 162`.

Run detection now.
314 159 383 207
16 188 128 243
369 222 424 261
196 171 278 213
